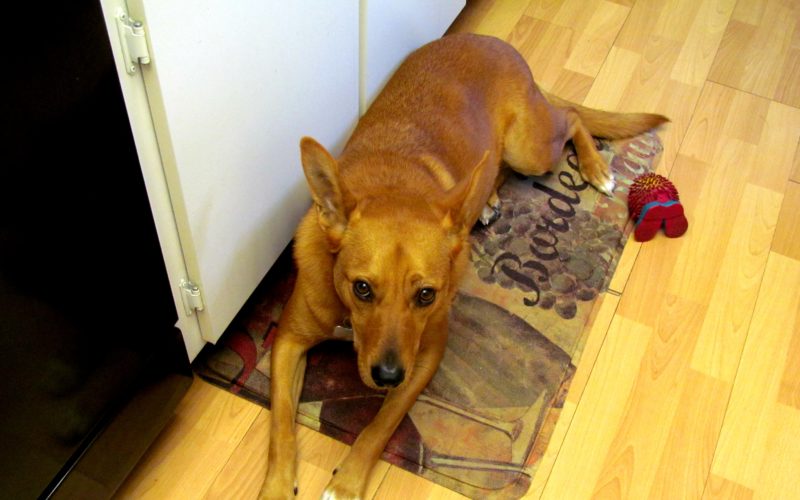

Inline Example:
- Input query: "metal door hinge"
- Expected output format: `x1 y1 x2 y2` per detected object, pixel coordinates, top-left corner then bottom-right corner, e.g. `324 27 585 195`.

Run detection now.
115 9 151 75
179 279 204 316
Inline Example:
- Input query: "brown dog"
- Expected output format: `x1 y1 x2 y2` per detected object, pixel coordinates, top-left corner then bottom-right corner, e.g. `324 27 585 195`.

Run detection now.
259 33 666 499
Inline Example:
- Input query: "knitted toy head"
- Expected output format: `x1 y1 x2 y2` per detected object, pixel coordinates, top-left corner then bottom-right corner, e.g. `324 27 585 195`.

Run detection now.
628 173 688 241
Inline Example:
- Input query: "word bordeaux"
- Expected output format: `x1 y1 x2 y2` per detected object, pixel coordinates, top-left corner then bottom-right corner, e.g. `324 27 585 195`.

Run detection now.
491 149 589 307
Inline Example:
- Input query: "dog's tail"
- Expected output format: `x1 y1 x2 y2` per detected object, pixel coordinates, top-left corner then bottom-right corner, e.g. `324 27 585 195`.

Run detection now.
543 91 669 140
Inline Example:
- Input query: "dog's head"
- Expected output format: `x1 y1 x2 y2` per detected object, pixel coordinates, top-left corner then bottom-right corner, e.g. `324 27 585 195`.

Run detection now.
300 137 490 390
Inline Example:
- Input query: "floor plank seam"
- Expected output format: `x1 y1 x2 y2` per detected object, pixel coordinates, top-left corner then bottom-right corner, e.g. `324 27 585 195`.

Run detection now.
705 78 800 109
368 463 392 499
579 2 634 110
696 245 779 498
208 401 262 499
694 161 795 495
535 291 624 498
663 77 709 179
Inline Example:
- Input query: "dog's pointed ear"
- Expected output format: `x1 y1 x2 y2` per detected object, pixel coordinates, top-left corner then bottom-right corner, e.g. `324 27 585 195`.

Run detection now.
439 151 492 255
300 137 349 251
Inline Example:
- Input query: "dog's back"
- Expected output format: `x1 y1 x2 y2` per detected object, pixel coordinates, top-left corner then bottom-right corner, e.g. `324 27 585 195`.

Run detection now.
338 34 531 198
338 33 666 206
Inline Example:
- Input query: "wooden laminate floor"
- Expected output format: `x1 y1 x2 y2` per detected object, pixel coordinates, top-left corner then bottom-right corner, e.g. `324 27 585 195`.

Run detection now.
116 0 800 498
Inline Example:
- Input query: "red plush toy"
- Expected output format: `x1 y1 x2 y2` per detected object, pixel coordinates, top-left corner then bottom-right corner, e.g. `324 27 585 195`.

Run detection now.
628 173 688 242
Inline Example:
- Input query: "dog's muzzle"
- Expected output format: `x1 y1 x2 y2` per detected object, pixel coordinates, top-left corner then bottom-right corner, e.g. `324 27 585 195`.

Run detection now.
370 350 405 387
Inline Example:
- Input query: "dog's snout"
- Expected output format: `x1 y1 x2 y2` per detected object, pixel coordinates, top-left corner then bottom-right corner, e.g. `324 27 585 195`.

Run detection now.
371 362 405 387
371 351 405 387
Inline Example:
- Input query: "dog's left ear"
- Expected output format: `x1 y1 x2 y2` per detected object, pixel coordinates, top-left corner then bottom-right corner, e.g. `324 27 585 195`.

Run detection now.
300 137 349 251
439 151 491 256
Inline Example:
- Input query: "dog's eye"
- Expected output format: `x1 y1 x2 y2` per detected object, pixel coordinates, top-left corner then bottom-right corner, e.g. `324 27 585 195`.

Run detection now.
353 280 373 301
417 287 436 307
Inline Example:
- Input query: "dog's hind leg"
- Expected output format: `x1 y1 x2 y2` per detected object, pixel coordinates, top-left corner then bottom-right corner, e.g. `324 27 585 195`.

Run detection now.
501 88 568 177
563 108 615 194
501 87 615 195
479 168 509 225
477 91 562 225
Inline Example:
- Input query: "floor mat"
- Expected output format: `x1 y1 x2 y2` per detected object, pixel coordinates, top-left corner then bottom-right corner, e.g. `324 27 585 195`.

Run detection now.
195 133 662 498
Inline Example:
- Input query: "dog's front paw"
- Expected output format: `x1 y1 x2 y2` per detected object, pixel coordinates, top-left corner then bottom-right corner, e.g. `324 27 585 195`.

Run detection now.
321 487 361 500
479 193 504 226
258 472 297 500
321 474 362 500
479 205 501 225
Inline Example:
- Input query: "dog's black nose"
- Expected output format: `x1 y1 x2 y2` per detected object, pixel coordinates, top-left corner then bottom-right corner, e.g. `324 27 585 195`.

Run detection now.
371 354 405 387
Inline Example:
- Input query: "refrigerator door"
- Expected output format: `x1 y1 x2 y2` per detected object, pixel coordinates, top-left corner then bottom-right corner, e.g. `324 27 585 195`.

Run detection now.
106 0 360 345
